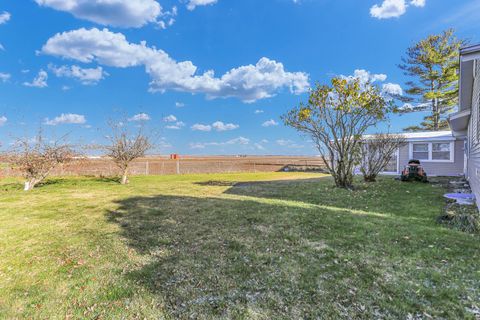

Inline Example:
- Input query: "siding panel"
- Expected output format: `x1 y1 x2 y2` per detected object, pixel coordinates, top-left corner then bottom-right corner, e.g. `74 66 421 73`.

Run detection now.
467 59 480 207
398 140 464 176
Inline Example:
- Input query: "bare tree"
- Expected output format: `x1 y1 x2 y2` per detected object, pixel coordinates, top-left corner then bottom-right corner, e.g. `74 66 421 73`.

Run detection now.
283 78 392 188
357 134 406 182
104 123 153 185
9 131 76 191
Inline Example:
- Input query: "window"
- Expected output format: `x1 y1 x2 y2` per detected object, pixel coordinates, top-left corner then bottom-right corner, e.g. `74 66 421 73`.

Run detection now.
412 143 429 160
432 143 451 160
409 141 454 162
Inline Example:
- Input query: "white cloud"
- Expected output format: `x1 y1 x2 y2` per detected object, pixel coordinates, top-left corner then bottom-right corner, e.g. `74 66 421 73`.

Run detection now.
190 136 250 149
41 28 309 103
411 0 425 7
382 82 403 96
187 0 218 11
342 69 387 84
370 0 425 19
0 116 7 126
276 139 304 149
212 121 239 131
128 113 151 121
0 11 10 25
254 109 264 114
49 64 107 85
191 124 212 132
191 121 239 132
175 102 185 108
158 137 172 149
341 69 402 99
254 143 265 150
166 121 185 130
163 115 177 122
262 119 279 127
0 72 11 82
23 70 48 88
34 0 172 28
44 113 86 125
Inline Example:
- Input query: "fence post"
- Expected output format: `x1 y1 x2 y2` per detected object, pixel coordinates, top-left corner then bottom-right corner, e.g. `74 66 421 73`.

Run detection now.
253 162 256 173
176 160 180 175
145 161 149 175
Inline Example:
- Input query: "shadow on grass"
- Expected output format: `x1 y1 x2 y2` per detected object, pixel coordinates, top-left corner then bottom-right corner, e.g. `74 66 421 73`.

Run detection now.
224 176 444 222
194 180 238 187
105 182 474 318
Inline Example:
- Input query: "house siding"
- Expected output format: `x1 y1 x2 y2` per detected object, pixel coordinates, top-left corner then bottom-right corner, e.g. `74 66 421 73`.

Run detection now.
467 59 480 206
397 140 464 176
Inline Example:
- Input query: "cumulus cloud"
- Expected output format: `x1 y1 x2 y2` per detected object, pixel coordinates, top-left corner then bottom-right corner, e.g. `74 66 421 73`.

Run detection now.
0 11 10 25
166 121 185 130
411 0 425 7
341 69 387 84
382 82 403 96
370 0 425 19
41 28 309 102
44 113 86 125
212 121 239 131
191 121 239 132
49 64 107 85
163 115 177 122
190 136 250 149
128 113 150 121
191 123 211 132
34 0 174 28
23 70 48 88
187 0 218 10
262 119 279 127
175 102 185 108
0 115 7 126
341 69 402 99
254 109 264 114
0 72 11 82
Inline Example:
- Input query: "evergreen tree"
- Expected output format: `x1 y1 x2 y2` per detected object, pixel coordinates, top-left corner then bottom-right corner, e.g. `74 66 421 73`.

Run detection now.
399 29 466 131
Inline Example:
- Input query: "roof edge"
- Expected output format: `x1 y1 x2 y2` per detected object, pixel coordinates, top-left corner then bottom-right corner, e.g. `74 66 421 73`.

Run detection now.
460 43 480 55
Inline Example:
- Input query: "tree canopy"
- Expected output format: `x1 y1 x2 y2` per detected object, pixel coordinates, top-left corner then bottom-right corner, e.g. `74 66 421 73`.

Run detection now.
398 29 466 131
283 77 392 188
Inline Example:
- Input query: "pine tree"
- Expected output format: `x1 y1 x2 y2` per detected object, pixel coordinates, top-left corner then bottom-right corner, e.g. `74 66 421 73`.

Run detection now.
398 29 466 131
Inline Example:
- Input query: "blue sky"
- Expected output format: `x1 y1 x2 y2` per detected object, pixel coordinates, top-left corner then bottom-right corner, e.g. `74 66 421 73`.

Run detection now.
0 0 478 155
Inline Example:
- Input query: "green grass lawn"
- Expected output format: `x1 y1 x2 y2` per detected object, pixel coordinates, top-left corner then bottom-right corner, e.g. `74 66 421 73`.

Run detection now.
0 172 479 319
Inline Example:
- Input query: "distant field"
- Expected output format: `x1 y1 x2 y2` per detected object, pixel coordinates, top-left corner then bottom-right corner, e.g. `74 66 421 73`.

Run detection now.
1 155 326 177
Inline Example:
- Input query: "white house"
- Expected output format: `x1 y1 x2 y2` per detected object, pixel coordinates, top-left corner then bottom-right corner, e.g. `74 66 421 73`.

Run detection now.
448 44 480 206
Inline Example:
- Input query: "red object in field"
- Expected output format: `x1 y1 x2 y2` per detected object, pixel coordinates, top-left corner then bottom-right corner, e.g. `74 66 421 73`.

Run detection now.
170 154 180 160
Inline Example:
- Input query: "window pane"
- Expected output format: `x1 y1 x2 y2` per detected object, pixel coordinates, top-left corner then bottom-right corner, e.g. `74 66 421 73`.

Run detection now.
432 143 450 152
413 144 428 152
383 154 397 172
432 151 450 160
413 152 429 160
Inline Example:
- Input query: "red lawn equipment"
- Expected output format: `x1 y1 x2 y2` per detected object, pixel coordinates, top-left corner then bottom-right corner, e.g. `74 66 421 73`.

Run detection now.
400 159 428 182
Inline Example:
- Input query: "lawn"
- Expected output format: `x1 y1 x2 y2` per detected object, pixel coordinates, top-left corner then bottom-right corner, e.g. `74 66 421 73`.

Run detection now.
0 172 479 319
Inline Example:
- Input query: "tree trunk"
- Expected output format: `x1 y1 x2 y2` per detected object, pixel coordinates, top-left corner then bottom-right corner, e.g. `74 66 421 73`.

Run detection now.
363 175 377 182
24 178 39 191
120 167 129 185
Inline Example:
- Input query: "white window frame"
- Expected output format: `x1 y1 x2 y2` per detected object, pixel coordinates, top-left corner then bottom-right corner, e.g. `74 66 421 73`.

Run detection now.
408 141 455 163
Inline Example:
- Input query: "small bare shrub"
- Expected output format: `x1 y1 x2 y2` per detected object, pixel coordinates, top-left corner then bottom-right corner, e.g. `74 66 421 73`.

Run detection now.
104 123 153 185
9 132 76 191
357 133 406 182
